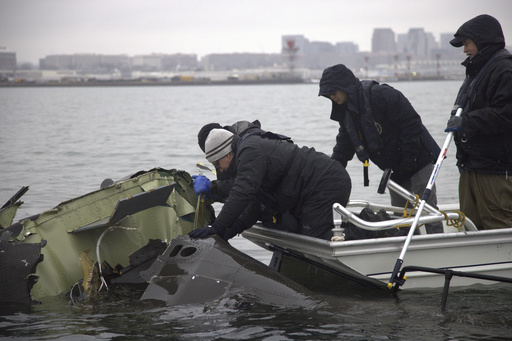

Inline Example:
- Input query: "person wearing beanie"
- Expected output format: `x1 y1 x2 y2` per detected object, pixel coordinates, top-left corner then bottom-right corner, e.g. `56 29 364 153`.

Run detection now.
193 121 297 236
191 128 236 207
188 125 352 241
444 14 512 230
205 129 234 165
193 120 292 202
318 64 443 234
195 121 265 200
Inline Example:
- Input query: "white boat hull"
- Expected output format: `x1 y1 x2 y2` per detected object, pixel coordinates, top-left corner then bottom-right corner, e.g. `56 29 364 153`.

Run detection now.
242 226 512 289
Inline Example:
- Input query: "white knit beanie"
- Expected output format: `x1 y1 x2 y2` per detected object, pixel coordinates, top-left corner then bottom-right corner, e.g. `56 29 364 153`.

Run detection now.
205 129 234 162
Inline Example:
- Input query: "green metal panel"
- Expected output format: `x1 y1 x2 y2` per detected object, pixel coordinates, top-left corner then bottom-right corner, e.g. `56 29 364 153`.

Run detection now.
10 168 213 299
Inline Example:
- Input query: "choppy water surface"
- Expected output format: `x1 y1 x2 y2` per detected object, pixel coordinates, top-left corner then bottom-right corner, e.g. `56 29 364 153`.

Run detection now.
1 82 511 340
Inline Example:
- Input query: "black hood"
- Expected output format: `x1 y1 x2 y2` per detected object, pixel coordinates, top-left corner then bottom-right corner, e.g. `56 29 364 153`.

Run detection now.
318 64 360 100
197 120 262 152
318 64 365 124
450 14 505 50
198 123 223 152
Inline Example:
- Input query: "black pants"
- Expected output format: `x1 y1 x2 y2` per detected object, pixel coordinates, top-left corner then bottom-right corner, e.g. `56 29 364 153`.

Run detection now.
298 162 352 240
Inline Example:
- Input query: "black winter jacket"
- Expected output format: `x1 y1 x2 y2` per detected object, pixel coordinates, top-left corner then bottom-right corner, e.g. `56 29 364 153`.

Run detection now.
319 64 440 183
213 134 350 233
210 120 292 200
450 15 512 175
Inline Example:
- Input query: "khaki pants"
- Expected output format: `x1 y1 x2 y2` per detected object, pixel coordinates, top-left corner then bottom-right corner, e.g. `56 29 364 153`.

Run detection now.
459 169 512 230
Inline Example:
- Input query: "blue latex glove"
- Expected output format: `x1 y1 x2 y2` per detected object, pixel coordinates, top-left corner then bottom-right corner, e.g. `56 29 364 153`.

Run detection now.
188 223 222 239
192 175 211 195
444 116 462 132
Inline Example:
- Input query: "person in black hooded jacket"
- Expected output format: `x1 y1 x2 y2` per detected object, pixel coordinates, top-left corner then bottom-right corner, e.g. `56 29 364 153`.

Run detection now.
319 64 443 234
444 14 512 230
188 128 352 241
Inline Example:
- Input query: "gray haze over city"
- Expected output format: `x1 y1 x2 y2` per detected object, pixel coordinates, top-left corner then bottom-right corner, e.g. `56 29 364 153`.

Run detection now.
1 0 511 65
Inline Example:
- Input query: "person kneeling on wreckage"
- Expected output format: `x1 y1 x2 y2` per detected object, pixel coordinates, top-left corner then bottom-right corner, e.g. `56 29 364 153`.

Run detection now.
188 128 352 241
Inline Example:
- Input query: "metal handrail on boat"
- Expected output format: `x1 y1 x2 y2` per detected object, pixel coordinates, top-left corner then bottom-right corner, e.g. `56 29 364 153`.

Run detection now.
346 182 442 216
347 200 437 216
332 203 477 232
332 176 478 233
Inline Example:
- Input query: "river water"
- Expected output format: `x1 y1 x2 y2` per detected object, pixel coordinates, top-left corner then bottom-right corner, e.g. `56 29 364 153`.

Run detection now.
1 82 511 340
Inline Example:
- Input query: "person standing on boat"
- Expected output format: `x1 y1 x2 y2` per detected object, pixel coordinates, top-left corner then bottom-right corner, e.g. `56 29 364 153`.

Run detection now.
188 128 352 241
318 64 443 234
445 14 512 230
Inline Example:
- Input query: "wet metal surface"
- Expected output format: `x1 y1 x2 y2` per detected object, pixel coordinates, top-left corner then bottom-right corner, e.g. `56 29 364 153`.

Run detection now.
140 235 316 307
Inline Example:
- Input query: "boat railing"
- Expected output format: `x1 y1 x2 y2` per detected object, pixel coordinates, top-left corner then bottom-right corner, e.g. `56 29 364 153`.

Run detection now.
332 174 478 233
347 199 435 215
333 203 477 232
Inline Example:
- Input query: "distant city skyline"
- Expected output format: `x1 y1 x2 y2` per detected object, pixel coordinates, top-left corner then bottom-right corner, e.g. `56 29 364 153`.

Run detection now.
1 0 511 64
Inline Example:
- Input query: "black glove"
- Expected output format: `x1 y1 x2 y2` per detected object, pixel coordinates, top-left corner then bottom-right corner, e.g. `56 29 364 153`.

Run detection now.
399 157 417 174
444 116 462 132
188 223 223 239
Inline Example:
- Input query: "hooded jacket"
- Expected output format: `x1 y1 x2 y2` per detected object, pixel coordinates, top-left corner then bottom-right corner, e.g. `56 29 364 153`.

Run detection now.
450 14 512 174
319 64 440 182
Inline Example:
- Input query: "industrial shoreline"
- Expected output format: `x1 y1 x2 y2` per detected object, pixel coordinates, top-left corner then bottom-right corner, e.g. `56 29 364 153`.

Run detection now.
0 74 463 87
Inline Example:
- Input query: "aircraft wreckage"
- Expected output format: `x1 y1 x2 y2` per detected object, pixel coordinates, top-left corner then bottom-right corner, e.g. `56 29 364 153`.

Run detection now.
0 167 314 308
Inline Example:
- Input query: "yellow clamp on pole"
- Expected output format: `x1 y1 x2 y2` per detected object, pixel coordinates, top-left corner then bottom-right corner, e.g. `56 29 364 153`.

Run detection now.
387 275 408 289
363 159 370 187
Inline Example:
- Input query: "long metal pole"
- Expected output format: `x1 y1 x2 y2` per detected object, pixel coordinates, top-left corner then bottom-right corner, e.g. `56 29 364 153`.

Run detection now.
387 106 463 289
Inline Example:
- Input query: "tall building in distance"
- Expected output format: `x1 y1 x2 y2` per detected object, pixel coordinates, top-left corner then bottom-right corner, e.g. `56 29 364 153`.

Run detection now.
0 47 16 70
281 34 361 70
400 28 439 59
336 42 359 54
372 28 397 54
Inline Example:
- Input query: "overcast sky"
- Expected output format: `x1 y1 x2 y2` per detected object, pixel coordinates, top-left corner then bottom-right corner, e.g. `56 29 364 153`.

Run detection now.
2 0 511 64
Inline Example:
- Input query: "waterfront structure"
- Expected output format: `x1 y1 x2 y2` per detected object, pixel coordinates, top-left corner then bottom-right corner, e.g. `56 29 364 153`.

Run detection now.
40 53 131 72
6 25 484 83
200 53 282 71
